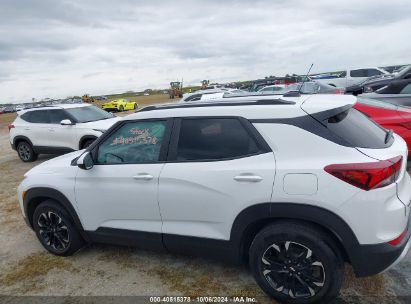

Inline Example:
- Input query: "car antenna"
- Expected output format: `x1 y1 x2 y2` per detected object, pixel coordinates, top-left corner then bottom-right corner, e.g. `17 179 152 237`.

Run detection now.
283 63 313 97
298 63 314 94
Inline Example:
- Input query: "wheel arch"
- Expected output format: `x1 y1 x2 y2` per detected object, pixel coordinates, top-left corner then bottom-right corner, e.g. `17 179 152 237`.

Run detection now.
230 203 358 265
13 135 34 148
79 135 97 150
24 187 86 238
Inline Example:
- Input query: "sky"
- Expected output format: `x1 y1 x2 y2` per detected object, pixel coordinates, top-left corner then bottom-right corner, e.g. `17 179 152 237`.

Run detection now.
1 0 411 104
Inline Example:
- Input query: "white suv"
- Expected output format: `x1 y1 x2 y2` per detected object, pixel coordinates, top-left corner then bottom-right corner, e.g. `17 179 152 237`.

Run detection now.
9 103 119 162
17 94 411 303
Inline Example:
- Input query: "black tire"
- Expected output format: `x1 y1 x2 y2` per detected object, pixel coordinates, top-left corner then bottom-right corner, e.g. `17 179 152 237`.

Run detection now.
249 222 344 304
33 200 84 256
81 139 95 149
16 140 38 162
119 105 124 112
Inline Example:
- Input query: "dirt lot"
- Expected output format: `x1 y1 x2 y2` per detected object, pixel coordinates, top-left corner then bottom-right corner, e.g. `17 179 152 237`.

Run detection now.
0 96 410 303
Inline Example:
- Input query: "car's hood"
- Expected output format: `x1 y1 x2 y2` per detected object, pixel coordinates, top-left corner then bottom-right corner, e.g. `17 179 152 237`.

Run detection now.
24 150 83 176
78 117 119 130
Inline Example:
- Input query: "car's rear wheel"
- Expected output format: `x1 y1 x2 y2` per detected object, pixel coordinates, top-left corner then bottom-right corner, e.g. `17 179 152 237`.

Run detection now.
33 200 84 256
17 141 38 162
249 222 344 304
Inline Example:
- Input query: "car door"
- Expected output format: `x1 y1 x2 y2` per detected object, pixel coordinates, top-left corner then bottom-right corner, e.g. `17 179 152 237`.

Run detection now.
24 109 52 147
75 119 172 237
47 109 77 149
158 117 276 243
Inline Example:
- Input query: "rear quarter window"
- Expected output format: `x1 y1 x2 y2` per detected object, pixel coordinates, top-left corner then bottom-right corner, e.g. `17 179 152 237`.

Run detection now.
325 108 391 148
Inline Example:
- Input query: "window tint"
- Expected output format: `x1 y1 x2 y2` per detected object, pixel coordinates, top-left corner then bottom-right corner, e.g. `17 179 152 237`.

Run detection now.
367 69 383 77
49 109 70 124
351 69 383 77
350 69 367 77
65 105 112 123
176 118 260 161
26 110 50 123
400 83 411 94
97 121 166 164
325 108 391 148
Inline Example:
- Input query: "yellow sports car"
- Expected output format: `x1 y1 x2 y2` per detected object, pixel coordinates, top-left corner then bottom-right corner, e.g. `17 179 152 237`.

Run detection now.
101 99 138 112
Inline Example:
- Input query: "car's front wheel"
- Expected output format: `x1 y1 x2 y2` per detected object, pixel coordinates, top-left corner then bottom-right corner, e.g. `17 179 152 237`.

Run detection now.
33 200 84 256
17 141 38 162
249 222 344 304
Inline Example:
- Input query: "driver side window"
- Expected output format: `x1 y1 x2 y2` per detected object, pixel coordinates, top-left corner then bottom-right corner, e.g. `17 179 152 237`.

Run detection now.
97 120 166 164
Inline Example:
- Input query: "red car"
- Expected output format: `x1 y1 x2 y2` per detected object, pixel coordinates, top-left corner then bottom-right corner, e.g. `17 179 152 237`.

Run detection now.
354 97 411 152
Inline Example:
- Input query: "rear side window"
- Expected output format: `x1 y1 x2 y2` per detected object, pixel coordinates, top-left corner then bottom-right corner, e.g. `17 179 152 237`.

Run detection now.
176 118 261 161
350 69 367 77
367 69 383 77
22 110 50 123
325 108 391 148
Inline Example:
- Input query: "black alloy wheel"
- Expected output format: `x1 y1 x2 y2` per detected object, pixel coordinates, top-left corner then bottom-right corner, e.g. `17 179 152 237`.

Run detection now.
249 222 344 304
37 211 70 252
33 200 84 256
261 241 325 299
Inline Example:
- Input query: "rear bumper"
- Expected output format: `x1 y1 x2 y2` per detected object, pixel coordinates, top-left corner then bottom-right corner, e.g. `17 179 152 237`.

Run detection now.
351 213 411 277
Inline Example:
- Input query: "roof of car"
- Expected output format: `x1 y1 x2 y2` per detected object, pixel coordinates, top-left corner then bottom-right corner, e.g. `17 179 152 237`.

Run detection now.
122 94 357 121
18 103 92 114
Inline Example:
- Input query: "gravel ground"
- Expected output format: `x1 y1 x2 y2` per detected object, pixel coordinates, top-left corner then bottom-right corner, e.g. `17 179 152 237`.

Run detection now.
0 110 410 304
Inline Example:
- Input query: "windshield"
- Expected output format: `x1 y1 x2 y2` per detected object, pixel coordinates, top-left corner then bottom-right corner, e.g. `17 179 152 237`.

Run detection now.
66 105 112 123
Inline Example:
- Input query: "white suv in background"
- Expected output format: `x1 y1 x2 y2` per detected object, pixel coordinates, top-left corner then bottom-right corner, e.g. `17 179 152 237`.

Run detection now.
315 67 388 88
9 104 119 162
18 94 411 303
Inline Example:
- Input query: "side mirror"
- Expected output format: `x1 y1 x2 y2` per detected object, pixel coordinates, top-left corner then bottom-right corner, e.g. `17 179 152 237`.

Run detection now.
61 119 74 125
77 152 94 170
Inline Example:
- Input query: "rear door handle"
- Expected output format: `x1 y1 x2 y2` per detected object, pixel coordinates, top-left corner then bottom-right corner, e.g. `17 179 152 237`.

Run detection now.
24 128 30 131
234 174 263 182
133 173 154 181
48 128 55 132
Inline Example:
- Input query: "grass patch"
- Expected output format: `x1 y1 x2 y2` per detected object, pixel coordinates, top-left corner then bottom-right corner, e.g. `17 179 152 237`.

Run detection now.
0 252 74 287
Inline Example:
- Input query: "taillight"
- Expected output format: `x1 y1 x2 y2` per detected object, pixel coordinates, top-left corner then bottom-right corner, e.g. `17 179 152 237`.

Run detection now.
8 124 15 131
324 156 402 191
335 89 345 94
388 229 407 246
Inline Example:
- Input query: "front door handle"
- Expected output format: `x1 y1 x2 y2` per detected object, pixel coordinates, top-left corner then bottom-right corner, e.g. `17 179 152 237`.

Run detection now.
133 173 154 181
234 174 263 182
48 128 55 132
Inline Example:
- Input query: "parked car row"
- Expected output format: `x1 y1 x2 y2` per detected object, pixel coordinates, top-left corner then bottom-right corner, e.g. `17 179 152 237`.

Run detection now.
346 65 411 95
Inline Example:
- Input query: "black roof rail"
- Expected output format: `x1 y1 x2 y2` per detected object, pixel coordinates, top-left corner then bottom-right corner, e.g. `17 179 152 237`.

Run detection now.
138 99 295 113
